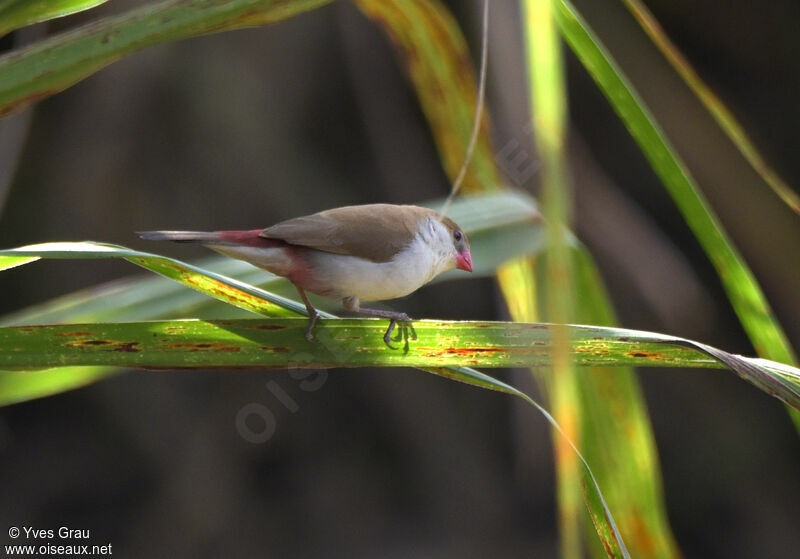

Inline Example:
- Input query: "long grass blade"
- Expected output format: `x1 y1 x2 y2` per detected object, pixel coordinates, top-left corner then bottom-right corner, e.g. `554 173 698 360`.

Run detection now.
1 319 797 406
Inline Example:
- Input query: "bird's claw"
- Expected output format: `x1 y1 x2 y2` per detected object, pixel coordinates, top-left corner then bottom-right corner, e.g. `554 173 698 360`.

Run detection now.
383 314 412 350
383 320 398 349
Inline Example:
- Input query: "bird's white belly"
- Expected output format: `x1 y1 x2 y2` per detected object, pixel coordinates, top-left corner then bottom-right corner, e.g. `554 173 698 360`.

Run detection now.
311 236 441 302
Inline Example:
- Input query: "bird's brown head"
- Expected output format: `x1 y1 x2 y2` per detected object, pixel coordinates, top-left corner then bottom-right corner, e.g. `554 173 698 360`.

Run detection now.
439 215 472 272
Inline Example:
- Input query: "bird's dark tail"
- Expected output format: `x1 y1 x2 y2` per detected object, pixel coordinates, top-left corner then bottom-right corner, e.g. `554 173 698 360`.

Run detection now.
137 231 221 243
138 229 278 248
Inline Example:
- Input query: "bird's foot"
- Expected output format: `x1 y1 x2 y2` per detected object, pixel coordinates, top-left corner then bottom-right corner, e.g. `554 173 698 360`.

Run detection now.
343 299 413 350
382 312 412 350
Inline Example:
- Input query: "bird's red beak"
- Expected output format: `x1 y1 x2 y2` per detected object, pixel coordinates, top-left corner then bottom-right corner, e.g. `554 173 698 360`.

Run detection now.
456 250 473 272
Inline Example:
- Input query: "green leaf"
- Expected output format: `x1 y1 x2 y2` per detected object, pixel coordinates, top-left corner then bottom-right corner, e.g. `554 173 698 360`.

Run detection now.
0 0 109 38
0 318 723 369
0 0 333 116
1 319 797 407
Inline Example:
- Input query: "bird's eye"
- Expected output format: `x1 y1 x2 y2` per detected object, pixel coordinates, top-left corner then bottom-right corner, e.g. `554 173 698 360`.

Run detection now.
454 230 462 241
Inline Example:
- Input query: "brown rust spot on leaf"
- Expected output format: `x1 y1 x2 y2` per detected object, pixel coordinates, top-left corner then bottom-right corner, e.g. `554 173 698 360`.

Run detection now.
575 343 611 355
17 325 50 332
113 342 140 353
418 347 509 359
627 350 664 359
247 324 287 330
55 331 93 337
463 347 504 354
442 347 505 356
68 339 113 346
65 339 140 352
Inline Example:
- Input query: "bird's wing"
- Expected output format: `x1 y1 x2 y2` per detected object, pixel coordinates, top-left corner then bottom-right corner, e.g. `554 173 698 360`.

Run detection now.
260 204 430 263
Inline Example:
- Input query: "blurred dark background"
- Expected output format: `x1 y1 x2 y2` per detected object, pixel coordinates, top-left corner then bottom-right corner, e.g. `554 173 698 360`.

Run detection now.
1 0 798 556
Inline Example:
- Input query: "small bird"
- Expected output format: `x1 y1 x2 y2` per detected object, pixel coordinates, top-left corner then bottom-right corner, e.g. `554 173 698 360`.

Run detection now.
138 204 472 348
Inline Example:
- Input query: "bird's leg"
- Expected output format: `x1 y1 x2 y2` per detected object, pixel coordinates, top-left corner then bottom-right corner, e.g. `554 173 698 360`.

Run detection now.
343 296 411 349
296 286 320 342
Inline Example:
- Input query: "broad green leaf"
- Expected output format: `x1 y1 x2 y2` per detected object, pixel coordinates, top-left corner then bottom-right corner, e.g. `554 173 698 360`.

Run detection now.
1 319 798 408
621 0 800 216
0 0 333 116
0 0 109 38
